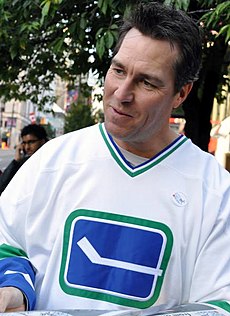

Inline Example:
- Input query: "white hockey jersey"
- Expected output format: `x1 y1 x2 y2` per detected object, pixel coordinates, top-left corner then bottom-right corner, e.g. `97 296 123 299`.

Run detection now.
0 123 229 315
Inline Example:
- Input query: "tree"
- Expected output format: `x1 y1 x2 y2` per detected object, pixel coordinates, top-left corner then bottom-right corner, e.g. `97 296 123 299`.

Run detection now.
64 79 95 132
64 102 95 133
182 0 230 151
0 0 127 107
43 122 56 139
0 0 229 149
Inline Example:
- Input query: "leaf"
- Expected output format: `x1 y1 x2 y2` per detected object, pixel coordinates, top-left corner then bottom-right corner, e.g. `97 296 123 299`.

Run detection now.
96 27 104 38
110 24 119 30
3 11 11 22
97 0 108 15
104 31 114 49
69 21 77 34
31 21 40 31
19 24 28 33
215 1 230 16
52 38 64 52
9 46 17 60
110 30 118 42
97 0 103 10
96 37 105 59
19 21 40 34
78 28 85 42
80 16 87 30
164 0 190 10
41 0 51 24
180 0 190 11
20 39 26 50
164 0 173 6
218 25 230 42
201 0 230 37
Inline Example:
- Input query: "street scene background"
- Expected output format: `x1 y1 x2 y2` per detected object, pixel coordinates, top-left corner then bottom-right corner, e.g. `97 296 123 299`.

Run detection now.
0 148 14 172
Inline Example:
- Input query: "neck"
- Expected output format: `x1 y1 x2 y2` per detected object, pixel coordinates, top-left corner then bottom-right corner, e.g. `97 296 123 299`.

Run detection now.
113 130 179 159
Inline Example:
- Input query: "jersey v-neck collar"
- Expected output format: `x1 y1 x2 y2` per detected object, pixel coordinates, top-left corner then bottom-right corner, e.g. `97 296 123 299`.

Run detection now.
99 123 188 177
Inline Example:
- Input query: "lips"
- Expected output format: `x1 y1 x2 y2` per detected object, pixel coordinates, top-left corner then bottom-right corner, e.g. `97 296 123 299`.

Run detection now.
111 106 132 117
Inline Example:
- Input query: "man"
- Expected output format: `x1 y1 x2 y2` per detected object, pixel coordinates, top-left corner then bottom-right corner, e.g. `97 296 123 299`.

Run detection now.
0 2 229 315
0 124 48 195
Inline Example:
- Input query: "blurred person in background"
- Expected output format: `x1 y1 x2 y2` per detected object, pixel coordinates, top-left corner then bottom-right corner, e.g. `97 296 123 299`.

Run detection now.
0 124 48 195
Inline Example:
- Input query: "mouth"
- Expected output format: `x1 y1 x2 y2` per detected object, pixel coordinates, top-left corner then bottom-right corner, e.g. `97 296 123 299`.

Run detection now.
111 106 132 117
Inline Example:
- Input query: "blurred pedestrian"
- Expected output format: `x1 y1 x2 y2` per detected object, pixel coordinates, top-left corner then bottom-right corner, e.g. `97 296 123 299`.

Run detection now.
0 124 48 195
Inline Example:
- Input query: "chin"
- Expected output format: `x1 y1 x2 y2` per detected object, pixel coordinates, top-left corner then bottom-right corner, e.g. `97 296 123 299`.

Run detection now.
104 121 121 136
105 126 129 143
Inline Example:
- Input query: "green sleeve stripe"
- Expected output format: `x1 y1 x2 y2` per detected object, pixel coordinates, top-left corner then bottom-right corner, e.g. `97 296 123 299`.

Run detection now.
207 300 230 313
0 243 28 259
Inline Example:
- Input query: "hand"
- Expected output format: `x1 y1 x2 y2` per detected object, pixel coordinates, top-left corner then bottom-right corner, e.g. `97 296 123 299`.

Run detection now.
0 287 26 312
15 144 25 162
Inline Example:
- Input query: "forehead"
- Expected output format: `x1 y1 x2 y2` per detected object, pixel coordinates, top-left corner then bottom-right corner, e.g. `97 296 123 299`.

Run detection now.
22 134 37 139
114 28 178 73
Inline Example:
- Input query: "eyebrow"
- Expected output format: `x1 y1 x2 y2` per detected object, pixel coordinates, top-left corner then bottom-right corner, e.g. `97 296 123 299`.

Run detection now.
111 58 165 87
111 58 124 69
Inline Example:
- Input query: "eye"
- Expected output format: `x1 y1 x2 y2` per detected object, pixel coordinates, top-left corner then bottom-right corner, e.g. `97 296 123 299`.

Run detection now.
143 80 152 86
142 79 156 90
114 67 125 75
110 64 125 76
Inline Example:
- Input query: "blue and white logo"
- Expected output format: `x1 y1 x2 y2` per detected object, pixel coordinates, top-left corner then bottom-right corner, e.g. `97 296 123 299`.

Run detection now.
60 210 173 309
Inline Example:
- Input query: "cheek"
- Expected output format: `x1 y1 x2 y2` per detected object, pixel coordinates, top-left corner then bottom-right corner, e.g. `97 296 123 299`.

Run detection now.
104 72 118 97
136 96 158 116
103 79 112 98
32 144 41 152
103 86 114 110
140 99 166 123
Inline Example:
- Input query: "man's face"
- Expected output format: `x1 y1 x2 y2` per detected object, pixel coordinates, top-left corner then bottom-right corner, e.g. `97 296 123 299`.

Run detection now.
103 28 191 155
21 134 45 156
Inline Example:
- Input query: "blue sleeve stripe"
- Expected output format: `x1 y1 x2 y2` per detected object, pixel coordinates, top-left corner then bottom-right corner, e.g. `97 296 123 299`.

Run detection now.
0 257 36 310
0 244 27 259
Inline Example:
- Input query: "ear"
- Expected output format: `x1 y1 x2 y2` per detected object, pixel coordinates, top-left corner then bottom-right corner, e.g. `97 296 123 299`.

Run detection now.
173 83 193 109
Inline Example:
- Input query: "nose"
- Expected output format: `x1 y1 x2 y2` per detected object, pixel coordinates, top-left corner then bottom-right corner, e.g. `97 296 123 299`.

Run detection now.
23 143 33 153
114 79 134 103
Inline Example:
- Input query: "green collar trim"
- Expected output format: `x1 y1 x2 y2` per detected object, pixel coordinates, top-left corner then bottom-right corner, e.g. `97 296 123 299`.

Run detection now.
99 123 188 177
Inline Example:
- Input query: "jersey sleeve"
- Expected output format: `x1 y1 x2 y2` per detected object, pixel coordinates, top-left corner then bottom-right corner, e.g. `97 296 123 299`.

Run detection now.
0 243 36 310
0 153 41 311
189 168 230 315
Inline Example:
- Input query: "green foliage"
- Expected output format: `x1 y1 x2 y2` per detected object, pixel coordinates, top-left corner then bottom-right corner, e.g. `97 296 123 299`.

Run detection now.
163 0 190 11
64 102 95 133
200 1 230 42
0 0 133 107
96 24 118 59
43 122 56 139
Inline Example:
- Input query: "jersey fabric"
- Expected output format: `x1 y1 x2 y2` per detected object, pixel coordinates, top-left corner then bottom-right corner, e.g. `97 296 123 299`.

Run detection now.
0 123 229 315
0 156 29 195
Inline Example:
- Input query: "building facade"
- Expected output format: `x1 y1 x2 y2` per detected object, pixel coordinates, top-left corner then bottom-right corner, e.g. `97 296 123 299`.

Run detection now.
0 76 67 148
